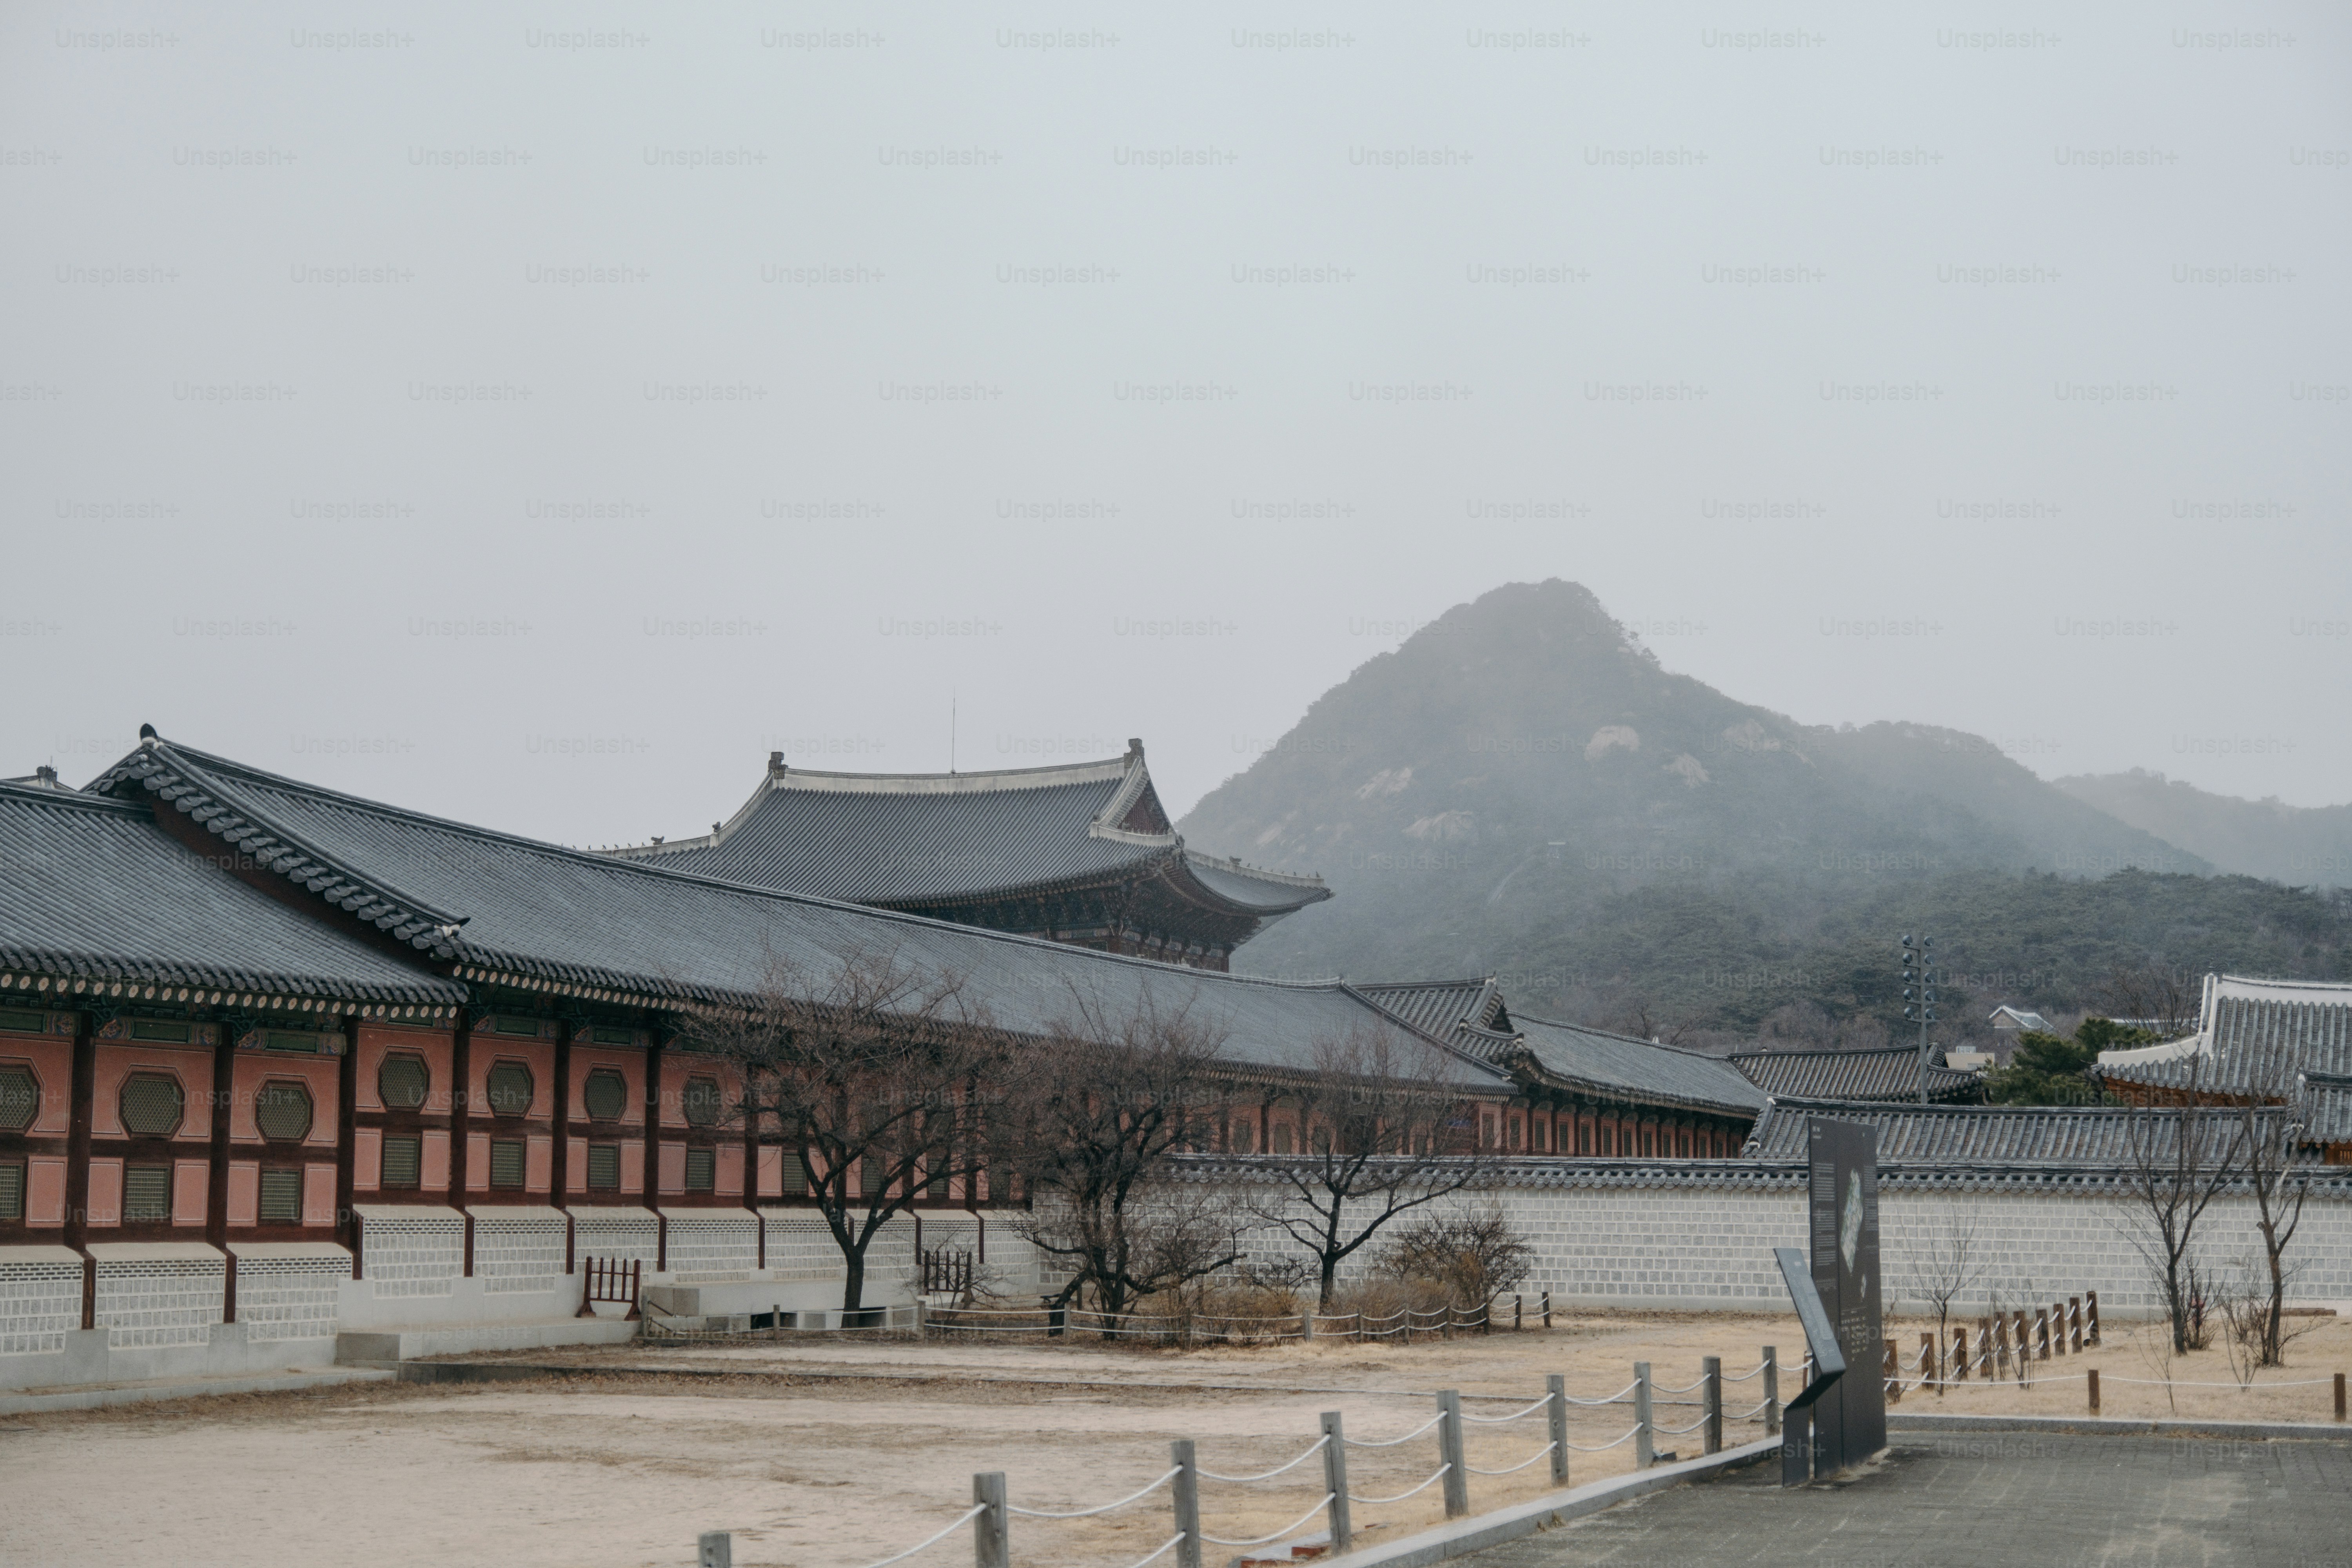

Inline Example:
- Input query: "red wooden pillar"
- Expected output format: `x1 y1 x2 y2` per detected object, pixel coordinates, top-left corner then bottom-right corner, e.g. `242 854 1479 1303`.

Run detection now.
336 1014 360 1259
643 1035 665 1270
64 1005 96 1329
451 1011 473 1275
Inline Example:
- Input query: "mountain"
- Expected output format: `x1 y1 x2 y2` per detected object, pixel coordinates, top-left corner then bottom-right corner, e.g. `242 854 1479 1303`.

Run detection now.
2051 769 2352 890
1181 581 2349 1040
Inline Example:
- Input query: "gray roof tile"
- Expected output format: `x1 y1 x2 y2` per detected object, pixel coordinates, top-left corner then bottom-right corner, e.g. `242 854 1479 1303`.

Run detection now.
1509 1014 1768 1117
0 780 463 1007
1727 1046 1982 1103
86 739 1490 1086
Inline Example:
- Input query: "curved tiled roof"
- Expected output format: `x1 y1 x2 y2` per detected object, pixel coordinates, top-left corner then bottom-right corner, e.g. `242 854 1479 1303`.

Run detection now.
1743 1097 2265 1169
1727 1046 1982 1104
1508 1014 1768 1117
84 736 1485 1084
0 779 463 1008
2097 979 2352 1100
599 749 1329 917
1356 978 1510 1045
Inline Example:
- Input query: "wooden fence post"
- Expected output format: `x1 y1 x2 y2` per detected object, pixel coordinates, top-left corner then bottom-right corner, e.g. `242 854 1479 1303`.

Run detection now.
1542 1290 1552 1330
1171 1439 1201 1568
1922 1333 1938 1395
2014 1313 2031 1387
1436 1390 1469 1517
2035 1307 2049 1361
2087 1368 2100 1414
698 1532 732 1568
1514 1294 1523 1332
1320 1412 1353 1556
1882 1339 1900 1403
1301 1307 1314 1342
1762 1347 1780 1435
1633 1363 1655 1468
973 1473 1009 1568
2086 1290 2101 1344
2069 1296 2083 1352
1704 1356 1723 1453
2335 1372 2346 1423
1546 1374 1569 1484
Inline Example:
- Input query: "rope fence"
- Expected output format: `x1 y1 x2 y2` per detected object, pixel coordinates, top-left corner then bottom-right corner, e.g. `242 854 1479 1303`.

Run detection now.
693 1329 2351 1567
688 1348 1794 1567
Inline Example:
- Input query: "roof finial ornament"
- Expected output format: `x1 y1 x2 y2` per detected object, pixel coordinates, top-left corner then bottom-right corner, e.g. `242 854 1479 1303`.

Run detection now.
139 722 158 742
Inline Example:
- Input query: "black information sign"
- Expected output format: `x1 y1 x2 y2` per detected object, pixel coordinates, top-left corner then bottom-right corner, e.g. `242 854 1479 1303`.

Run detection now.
1795 1118 1885 1478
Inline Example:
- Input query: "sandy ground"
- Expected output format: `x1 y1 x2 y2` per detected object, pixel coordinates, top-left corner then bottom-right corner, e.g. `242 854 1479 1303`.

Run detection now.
3 1310 2344 1568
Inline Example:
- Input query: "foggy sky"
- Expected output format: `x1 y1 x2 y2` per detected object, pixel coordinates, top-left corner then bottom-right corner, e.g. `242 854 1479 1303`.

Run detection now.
5 2 2348 857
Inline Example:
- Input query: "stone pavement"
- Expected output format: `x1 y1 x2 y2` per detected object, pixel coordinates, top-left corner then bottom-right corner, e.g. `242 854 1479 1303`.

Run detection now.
1469 1434 2352 1567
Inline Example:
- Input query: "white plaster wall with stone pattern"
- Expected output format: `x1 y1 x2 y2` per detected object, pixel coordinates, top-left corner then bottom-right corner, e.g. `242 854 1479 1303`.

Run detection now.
1165 1171 2352 1317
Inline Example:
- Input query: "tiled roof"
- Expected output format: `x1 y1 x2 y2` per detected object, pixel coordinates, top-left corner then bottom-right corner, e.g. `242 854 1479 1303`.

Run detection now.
2097 980 2352 1100
1726 1046 1982 1104
0 779 463 1007
1356 978 1510 1045
2302 1072 2352 1143
1508 1014 1768 1118
86 736 1486 1085
597 748 1329 916
1743 1098 2265 1169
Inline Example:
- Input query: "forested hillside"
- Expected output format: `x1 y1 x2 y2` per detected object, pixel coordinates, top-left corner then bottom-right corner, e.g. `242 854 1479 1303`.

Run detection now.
1182 581 2351 1047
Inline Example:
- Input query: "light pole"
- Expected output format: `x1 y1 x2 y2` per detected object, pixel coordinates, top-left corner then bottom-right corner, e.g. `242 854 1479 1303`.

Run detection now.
1901 934 1937 1104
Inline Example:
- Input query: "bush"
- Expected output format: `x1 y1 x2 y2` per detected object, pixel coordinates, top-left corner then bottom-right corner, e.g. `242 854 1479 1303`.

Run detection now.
1374 1207 1534 1307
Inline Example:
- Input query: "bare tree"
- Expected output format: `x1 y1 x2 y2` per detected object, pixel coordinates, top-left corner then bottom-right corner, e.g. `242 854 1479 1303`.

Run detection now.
2235 1041 2317 1367
1247 1025 1484 1310
1002 985 1246 1335
681 946 999 1314
2093 963 2201 1038
1901 1206 1985 1377
2113 1052 2245 1354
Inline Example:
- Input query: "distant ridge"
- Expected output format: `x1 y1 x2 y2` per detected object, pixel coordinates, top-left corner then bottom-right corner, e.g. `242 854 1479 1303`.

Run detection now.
1180 581 2347 1039
2053 769 2352 889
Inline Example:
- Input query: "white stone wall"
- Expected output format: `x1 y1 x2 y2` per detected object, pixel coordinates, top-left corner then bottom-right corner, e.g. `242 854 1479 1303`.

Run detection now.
96 1259 225 1350
1182 1172 2352 1316
471 1214 567 1296
758 1210 916 1289
0 1259 82 1356
359 1214 464 1299
235 1257 345 1343
664 1213 759 1282
571 1208 660 1269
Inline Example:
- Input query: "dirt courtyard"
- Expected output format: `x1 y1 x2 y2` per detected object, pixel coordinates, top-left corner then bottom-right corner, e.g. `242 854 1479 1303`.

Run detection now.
3 1310 2344 1568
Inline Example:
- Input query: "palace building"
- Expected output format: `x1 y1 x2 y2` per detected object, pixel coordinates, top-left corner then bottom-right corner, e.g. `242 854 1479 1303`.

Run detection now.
600 740 1329 971
0 723 1938 1399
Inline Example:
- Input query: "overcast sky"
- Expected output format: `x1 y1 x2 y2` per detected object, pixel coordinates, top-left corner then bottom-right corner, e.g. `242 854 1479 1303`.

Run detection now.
6 2 2347 853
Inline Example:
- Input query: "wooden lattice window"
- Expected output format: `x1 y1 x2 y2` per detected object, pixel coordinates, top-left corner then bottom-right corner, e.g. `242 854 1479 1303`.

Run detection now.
779 1151 808 1196
0 1161 23 1221
682 1076 723 1127
0 1064 36 1131
258 1167 302 1223
119 1073 185 1137
255 1081 314 1143
123 1163 172 1221
586 1143 621 1190
1229 1120 1256 1154
381 1135 422 1188
685 1147 715 1192
489 1138 526 1189
485 1061 534 1117
583 1069 627 1122
378 1053 429 1111
1271 1123 1294 1155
